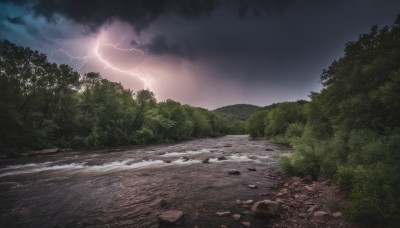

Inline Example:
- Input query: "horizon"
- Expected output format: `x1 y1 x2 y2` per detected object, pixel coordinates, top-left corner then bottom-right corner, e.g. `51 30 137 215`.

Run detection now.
1 0 399 109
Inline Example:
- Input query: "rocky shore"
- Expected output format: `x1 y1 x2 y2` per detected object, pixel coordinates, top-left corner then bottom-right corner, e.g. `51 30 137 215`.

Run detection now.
158 168 358 227
264 169 357 228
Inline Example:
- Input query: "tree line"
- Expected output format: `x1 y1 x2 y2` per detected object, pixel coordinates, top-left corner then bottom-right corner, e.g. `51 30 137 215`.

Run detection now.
0 40 238 154
246 18 400 226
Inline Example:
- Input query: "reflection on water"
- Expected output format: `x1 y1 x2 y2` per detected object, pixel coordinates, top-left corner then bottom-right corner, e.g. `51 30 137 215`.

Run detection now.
0 135 290 227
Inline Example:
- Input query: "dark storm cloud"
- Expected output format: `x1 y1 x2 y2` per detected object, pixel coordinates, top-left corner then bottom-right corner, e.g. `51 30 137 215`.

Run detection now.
1 0 296 33
143 34 185 57
6 16 25 25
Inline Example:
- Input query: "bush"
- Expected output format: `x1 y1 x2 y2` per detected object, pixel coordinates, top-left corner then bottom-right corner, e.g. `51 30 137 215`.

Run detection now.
347 163 400 226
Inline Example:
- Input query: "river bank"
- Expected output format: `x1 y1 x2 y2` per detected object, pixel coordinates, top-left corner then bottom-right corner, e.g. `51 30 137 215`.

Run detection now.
264 169 358 228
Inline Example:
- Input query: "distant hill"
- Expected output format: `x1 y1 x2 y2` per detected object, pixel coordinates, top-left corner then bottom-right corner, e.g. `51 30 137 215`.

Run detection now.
214 104 261 120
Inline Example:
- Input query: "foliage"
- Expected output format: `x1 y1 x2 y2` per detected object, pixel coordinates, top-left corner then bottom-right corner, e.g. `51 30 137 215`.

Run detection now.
245 100 307 143
249 17 400 226
0 40 237 153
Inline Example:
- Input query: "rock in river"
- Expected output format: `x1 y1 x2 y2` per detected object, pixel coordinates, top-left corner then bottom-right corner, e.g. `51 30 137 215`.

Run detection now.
215 211 230 217
247 184 258 189
157 210 184 225
233 214 241 221
202 158 210 163
228 170 241 175
251 200 283 217
218 156 227 161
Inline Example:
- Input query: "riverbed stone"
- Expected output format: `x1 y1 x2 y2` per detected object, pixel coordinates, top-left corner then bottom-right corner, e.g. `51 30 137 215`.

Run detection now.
216 211 230 217
233 214 241 221
157 210 184 225
314 211 328 217
251 200 283 217
228 170 241 175
332 212 343 218
247 167 257 171
241 221 251 227
298 213 309 219
36 148 61 155
242 199 253 204
202 158 210 163
247 184 257 189
218 156 227 161
307 205 320 213
304 185 314 191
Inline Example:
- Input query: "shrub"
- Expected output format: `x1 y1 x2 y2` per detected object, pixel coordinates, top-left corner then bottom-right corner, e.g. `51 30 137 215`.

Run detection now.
347 163 400 226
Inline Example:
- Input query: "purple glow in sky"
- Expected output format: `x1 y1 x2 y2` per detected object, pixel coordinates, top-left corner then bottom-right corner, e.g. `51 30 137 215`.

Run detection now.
1 0 399 109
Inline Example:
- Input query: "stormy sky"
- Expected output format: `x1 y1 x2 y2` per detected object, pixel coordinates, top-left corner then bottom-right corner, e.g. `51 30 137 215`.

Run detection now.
0 0 399 109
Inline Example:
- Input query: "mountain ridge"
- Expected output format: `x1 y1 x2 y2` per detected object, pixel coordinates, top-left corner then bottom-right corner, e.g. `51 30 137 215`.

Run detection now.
213 104 261 120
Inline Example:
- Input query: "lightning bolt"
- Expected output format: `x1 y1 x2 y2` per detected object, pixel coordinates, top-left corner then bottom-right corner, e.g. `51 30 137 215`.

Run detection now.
51 47 92 70
53 32 153 89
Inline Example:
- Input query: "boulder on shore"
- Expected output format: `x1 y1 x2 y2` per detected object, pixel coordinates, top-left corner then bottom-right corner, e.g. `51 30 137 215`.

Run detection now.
251 200 283 217
157 210 184 225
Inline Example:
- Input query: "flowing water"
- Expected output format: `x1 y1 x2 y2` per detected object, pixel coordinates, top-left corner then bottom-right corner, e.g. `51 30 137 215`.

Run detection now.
0 135 291 228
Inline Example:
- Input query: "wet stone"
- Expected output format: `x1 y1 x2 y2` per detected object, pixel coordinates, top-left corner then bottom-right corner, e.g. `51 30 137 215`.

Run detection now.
314 211 329 217
228 170 241 175
216 211 230 217
247 184 257 189
218 156 228 161
299 213 309 219
332 212 343 218
157 210 184 225
233 214 241 221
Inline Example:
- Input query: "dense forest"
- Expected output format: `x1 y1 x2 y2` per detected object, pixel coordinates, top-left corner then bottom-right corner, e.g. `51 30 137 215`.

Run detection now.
0 40 239 154
246 19 400 226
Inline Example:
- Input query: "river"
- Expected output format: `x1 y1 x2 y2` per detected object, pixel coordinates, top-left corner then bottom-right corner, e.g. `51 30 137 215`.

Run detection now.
0 135 291 227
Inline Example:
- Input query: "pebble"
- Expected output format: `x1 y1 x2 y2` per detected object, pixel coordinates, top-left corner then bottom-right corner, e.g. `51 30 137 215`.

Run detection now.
216 211 230 217
233 214 241 221
247 184 257 189
332 212 343 218
314 211 329 217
